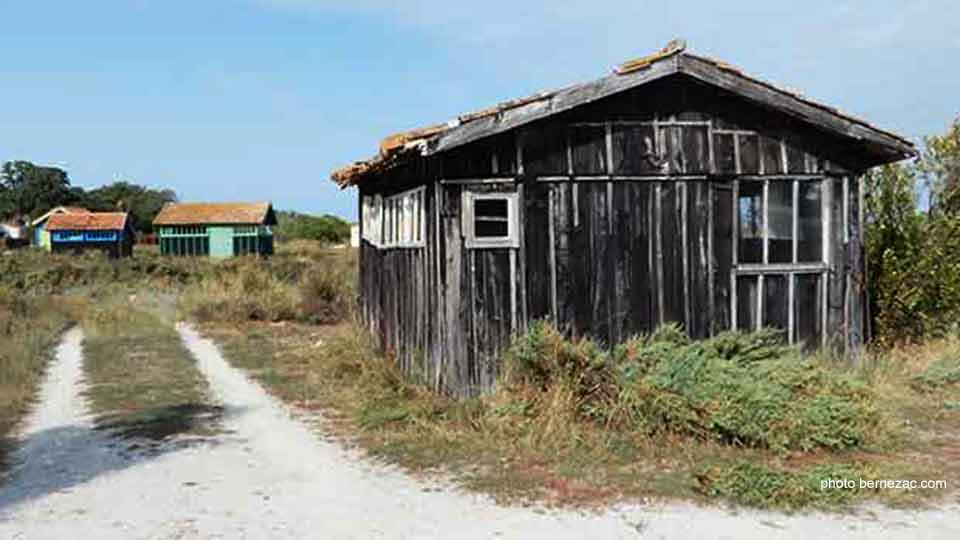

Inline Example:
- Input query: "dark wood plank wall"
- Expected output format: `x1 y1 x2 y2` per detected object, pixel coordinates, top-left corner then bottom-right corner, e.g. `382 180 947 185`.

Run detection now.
358 158 440 388
361 75 872 397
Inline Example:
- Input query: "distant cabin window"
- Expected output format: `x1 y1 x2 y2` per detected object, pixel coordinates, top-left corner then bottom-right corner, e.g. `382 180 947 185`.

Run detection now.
463 190 518 249
380 187 425 248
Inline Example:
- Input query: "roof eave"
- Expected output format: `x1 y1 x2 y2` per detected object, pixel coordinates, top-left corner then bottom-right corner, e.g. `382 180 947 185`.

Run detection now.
677 54 917 163
427 55 682 157
332 48 918 186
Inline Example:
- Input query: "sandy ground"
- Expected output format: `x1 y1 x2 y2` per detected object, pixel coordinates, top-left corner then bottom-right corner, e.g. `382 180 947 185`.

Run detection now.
1 324 958 539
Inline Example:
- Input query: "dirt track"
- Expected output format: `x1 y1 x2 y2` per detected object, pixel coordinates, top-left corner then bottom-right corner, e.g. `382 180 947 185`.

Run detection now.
1 325 958 539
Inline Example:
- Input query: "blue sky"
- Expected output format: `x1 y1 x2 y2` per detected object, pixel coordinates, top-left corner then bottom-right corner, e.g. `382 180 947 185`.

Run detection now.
1 1 957 219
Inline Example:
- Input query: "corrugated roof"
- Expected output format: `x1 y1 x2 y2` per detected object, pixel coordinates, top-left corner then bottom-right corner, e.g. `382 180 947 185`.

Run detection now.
331 40 916 187
46 212 129 231
153 202 275 226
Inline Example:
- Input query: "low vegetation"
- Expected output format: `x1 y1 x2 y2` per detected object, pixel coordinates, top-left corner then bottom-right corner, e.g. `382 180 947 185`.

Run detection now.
3 235 958 511
0 287 74 470
178 244 356 324
80 291 221 442
205 319 960 511
274 211 352 245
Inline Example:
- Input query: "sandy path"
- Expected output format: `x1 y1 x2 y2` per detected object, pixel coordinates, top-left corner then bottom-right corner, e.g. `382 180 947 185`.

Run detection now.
1 325 958 539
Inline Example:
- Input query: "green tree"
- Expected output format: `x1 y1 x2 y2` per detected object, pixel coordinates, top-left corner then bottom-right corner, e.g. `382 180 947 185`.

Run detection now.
275 211 351 244
867 117 960 343
81 181 177 234
865 164 925 342
922 117 960 215
0 161 72 218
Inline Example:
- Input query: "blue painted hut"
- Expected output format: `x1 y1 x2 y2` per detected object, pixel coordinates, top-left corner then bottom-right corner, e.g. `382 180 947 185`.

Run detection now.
46 212 135 258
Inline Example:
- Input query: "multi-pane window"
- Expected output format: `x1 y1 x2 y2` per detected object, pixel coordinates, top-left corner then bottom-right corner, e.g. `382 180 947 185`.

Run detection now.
735 178 827 349
159 225 209 256
367 186 425 249
737 179 824 267
463 189 519 249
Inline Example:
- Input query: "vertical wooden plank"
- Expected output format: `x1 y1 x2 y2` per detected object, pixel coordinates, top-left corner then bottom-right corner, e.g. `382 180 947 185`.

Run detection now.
552 182 575 332
847 176 864 360
433 180 444 391
686 181 711 339
711 182 733 333
677 181 693 333
660 182 684 325
607 181 619 343
525 181 551 322
654 182 665 326
574 182 612 343
827 177 846 351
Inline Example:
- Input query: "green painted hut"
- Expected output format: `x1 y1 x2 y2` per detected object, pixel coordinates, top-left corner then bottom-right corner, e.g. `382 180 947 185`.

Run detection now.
153 202 277 257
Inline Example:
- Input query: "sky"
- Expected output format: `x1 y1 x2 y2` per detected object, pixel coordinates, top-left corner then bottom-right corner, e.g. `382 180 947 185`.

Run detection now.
1 1 958 220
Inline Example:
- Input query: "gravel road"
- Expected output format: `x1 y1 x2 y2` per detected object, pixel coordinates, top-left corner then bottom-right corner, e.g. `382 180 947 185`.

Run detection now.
1 324 958 539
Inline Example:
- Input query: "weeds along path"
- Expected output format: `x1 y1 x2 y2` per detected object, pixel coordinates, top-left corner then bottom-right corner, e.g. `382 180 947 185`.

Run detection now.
174 323 960 540
3 325 959 539
0 327 129 517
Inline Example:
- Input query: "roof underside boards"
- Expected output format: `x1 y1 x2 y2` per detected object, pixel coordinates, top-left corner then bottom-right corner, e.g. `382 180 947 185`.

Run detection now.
153 202 277 226
46 212 129 231
331 42 917 187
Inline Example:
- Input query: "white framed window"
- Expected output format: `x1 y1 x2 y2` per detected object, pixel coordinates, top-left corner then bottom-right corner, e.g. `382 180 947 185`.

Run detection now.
361 194 383 246
379 186 426 248
462 189 519 249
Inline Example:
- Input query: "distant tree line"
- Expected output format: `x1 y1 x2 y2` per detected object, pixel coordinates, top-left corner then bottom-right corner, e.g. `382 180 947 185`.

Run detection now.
0 160 176 234
1 159 352 243
866 117 960 344
274 211 351 245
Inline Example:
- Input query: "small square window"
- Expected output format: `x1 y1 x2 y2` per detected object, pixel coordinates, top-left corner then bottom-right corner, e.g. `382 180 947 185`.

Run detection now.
474 199 509 239
464 190 518 249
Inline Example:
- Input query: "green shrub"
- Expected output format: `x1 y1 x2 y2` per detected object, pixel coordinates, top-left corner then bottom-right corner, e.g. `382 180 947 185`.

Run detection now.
504 323 891 454
697 461 866 510
911 355 960 391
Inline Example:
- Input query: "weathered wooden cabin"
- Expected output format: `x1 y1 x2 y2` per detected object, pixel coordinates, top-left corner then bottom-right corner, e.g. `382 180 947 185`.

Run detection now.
153 202 277 258
46 212 134 258
332 41 917 397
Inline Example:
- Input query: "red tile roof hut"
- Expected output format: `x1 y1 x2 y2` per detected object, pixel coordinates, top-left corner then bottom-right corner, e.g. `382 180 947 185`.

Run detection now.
332 40 917 397
46 212 134 258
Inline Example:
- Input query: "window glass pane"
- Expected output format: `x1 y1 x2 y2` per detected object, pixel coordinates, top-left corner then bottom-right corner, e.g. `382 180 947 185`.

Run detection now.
738 182 763 263
476 220 510 238
737 275 759 330
795 274 822 351
798 181 823 262
768 181 793 263
762 274 788 336
475 199 508 219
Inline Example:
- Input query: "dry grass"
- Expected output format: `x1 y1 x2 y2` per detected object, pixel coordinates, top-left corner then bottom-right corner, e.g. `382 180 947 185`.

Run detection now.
0 288 76 471
203 320 960 511
178 247 356 325
81 292 221 442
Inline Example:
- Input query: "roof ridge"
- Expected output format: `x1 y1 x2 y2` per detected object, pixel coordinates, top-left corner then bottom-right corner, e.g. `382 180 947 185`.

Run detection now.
332 40 916 187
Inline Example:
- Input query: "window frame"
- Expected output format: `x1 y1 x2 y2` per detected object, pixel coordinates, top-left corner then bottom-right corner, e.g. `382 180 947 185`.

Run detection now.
378 186 426 249
462 188 519 249
732 177 831 347
361 194 384 247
